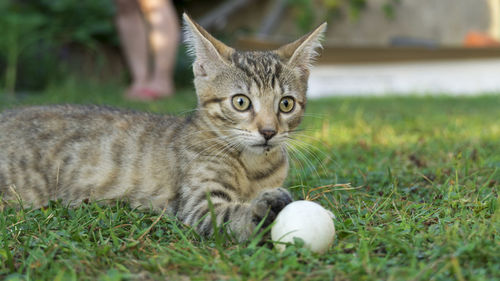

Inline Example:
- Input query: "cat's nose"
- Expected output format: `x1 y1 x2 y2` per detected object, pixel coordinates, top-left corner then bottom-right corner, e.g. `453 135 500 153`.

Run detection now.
259 129 277 140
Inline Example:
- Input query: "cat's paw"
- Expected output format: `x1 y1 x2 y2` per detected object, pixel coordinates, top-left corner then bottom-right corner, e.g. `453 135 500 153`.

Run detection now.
251 187 293 228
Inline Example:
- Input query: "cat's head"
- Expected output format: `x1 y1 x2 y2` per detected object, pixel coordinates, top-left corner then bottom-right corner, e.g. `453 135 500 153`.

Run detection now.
183 13 326 154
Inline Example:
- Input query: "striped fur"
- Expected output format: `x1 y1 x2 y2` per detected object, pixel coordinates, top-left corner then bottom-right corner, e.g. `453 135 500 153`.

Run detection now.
0 14 326 241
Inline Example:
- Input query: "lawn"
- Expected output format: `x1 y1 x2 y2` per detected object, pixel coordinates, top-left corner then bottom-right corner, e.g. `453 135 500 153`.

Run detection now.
1 80 499 281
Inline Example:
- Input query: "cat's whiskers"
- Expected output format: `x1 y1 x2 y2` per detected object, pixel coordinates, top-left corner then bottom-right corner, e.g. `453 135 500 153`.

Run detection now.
285 136 331 167
179 128 241 141
286 140 330 165
179 128 248 153
180 134 242 171
178 129 246 154
289 137 331 174
302 113 327 119
282 129 333 178
286 133 333 161
180 135 230 167
207 138 247 174
283 128 316 134
284 142 323 181
176 107 210 116
207 135 242 161
281 143 307 190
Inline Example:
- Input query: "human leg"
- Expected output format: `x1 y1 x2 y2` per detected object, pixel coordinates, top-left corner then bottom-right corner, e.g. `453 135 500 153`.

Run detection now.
138 0 180 97
114 0 149 97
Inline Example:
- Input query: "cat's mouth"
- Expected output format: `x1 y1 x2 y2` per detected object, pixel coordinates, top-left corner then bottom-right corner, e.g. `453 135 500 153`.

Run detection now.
252 143 271 148
251 142 275 152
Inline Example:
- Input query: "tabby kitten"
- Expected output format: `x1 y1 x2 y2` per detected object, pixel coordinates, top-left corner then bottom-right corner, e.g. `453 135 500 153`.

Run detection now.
0 14 326 241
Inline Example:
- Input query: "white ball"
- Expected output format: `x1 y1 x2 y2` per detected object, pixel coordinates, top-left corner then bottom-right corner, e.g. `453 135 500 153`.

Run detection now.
271 200 335 253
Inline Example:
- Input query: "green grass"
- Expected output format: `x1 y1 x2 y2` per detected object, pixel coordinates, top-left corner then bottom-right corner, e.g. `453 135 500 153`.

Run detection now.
1 80 499 280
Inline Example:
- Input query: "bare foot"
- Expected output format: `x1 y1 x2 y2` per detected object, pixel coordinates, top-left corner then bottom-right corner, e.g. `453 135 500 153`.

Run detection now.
124 76 175 101
147 76 175 98
126 87 163 101
125 80 145 98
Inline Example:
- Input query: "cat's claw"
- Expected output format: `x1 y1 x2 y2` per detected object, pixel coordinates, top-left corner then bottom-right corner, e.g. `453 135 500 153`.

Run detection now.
251 187 293 228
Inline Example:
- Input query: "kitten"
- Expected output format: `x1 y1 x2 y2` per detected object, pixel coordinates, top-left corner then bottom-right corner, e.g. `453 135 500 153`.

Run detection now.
0 14 326 241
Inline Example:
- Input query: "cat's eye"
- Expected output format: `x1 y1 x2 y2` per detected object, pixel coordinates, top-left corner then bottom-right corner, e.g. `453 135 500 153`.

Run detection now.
232 95 251 111
279 97 295 113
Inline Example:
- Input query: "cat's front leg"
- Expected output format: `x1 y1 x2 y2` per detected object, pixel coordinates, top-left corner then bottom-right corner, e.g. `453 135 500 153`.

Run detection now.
230 187 293 241
249 187 293 229
177 184 292 241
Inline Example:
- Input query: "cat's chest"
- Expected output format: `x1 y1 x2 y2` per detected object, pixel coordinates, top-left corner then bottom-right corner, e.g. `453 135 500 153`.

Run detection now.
237 150 288 198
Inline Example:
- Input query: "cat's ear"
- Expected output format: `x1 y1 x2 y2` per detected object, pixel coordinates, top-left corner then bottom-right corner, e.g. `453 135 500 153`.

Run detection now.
276 23 327 78
183 13 234 78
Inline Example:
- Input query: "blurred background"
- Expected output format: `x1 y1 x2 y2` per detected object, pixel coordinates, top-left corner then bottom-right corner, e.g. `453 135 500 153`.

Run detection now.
1 0 500 100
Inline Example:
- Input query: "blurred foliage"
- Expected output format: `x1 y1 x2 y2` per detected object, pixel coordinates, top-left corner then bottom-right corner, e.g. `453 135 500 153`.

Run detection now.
0 0 118 94
24 0 117 46
382 0 401 19
287 0 401 33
